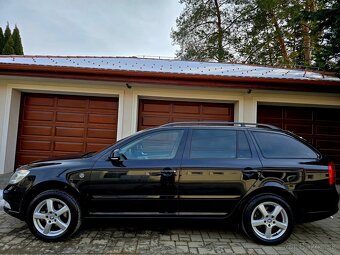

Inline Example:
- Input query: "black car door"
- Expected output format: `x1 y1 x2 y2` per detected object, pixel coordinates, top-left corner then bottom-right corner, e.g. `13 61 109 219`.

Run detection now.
88 128 187 215
178 128 262 216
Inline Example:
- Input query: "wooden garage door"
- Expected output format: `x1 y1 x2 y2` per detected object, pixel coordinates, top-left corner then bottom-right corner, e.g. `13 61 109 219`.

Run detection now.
258 105 340 181
16 93 118 167
138 99 234 130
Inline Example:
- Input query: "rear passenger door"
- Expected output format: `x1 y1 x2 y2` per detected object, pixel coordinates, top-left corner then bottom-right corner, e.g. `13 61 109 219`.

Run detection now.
178 128 262 215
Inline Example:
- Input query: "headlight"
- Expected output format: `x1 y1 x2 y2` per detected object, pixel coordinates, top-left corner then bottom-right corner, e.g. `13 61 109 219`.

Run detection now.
9 169 30 184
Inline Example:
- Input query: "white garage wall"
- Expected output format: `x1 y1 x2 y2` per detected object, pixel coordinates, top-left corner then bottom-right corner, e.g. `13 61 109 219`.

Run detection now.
0 76 339 174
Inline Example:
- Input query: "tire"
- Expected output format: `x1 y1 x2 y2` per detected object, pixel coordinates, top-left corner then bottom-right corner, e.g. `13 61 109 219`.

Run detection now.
26 190 82 241
241 194 294 245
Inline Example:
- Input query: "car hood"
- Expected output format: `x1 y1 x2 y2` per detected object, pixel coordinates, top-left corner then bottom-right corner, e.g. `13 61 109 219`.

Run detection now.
18 152 95 170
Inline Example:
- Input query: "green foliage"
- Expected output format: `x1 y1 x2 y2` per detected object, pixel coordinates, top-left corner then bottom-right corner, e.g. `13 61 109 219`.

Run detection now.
4 24 11 44
172 0 339 73
0 27 4 54
0 23 24 55
2 35 15 54
12 26 24 55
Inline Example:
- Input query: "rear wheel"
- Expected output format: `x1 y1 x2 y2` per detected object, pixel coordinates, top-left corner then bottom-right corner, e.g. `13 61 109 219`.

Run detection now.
27 190 81 241
242 194 294 245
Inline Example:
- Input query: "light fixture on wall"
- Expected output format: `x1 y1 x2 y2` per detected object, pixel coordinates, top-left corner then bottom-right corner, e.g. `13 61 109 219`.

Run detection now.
126 83 132 89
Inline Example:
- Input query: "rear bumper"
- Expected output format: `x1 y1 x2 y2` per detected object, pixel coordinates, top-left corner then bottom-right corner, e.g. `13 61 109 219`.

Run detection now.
294 186 339 223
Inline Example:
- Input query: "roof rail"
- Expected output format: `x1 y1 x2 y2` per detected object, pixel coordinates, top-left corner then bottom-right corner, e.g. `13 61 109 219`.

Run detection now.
160 122 280 130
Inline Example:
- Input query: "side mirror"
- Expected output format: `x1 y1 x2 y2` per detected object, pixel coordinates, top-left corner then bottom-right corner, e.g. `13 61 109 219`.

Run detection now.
109 149 123 161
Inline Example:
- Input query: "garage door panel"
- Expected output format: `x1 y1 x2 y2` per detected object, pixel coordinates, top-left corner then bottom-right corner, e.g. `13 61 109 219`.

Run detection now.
57 97 87 108
54 141 84 152
257 107 282 119
16 154 51 166
89 99 118 110
88 113 117 124
55 127 85 138
23 125 53 136
25 95 54 107
285 108 313 120
315 109 340 121
315 125 340 135
87 128 117 139
172 117 201 122
284 123 313 134
56 112 85 123
138 99 234 130
202 105 233 116
24 110 54 121
173 104 200 114
140 115 171 127
142 102 171 113
21 140 52 151
16 93 118 167
86 143 111 152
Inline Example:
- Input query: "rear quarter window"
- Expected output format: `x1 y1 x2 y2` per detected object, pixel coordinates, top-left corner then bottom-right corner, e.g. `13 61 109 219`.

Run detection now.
252 131 318 159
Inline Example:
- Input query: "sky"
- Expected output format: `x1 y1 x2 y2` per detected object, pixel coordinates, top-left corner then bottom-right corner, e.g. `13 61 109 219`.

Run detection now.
0 0 183 57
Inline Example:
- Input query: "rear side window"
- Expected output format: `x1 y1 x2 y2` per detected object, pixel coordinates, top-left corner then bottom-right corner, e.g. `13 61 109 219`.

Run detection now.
189 129 251 159
252 131 317 159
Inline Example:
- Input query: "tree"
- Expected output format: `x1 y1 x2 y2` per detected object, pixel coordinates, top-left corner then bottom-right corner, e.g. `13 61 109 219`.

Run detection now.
171 0 240 62
3 23 11 45
306 0 340 74
12 25 24 55
0 23 25 55
172 0 339 72
2 35 15 55
0 27 4 54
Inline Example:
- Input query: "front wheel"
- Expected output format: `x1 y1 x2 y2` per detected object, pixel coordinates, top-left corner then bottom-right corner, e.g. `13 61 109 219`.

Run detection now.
242 194 294 245
27 190 82 241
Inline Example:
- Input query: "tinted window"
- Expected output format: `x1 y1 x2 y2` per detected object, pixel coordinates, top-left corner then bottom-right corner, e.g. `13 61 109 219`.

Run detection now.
253 131 317 158
120 130 184 160
190 129 237 159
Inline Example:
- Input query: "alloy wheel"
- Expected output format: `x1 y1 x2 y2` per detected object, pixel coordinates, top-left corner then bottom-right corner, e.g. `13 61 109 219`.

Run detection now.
32 198 71 237
250 201 288 240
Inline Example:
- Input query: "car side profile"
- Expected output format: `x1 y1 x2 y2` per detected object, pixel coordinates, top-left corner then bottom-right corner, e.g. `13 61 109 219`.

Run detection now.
3 122 339 245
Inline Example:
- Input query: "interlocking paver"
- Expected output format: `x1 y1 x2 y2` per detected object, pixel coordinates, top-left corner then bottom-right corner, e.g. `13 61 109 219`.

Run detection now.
0 206 339 255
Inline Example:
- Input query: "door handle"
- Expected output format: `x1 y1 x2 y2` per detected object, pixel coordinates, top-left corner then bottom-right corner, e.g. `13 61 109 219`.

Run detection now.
242 168 258 180
161 168 177 177
242 167 257 173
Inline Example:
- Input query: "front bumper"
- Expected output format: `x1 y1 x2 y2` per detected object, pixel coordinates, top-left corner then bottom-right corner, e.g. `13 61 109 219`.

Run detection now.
3 178 34 221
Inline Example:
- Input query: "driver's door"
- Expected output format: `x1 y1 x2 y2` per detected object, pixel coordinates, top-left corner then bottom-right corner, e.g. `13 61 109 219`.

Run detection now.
88 129 186 215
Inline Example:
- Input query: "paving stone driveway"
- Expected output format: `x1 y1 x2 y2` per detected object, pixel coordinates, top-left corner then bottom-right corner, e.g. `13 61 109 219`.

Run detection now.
0 206 339 255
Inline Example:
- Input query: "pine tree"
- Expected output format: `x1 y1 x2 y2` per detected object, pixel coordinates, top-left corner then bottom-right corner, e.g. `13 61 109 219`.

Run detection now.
0 27 4 54
4 23 11 46
2 35 15 55
12 25 24 55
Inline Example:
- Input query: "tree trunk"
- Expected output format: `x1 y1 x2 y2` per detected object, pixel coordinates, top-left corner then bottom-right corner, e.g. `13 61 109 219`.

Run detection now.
268 10 291 66
302 0 315 66
213 0 224 62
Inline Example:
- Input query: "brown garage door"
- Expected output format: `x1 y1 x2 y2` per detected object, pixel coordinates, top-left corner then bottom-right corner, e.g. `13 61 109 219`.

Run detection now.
16 93 118 167
138 99 234 130
258 105 340 181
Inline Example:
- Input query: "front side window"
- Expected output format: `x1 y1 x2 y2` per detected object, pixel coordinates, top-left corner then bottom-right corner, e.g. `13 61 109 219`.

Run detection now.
252 131 318 159
119 130 184 160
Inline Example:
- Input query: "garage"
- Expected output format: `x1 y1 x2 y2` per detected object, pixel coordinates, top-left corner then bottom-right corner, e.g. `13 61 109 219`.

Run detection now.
15 93 118 167
258 105 340 181
138 99 234 130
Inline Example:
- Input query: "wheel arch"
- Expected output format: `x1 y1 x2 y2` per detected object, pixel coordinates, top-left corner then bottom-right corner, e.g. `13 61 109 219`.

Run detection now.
234 185 302 223
21 181 82 219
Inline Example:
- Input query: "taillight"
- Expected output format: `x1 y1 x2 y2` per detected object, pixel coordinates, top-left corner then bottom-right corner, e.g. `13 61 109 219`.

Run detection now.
328 161 336 185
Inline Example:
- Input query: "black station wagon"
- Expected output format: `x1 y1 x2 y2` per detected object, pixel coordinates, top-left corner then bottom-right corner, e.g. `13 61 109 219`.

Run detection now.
3 122 339 244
